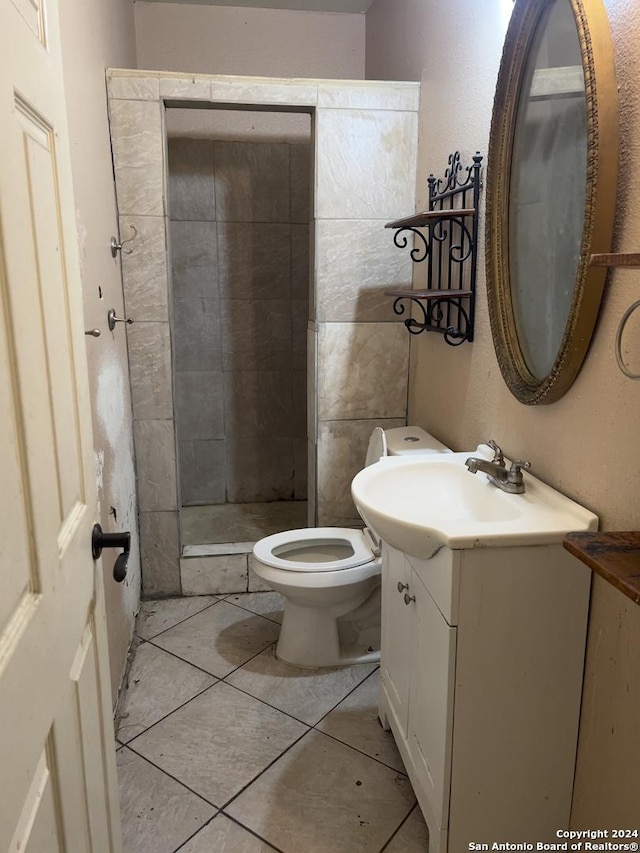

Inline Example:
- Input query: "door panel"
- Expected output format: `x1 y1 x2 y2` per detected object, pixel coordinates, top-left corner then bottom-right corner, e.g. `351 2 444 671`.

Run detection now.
0 0 121 849
380 545 413 735
409 576 457 828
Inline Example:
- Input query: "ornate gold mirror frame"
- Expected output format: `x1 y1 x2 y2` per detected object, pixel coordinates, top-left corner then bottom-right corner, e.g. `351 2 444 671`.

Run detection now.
486 0 618 405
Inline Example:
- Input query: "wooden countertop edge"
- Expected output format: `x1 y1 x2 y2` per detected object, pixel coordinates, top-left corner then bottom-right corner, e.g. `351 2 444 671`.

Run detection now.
563 531 640 606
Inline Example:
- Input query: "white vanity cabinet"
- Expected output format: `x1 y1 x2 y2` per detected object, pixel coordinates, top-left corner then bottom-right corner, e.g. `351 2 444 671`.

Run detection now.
379 542 592 853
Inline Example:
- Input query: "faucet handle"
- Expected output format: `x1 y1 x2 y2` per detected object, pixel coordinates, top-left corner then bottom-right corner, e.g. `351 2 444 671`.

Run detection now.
508 459 531 484
487 439 504 466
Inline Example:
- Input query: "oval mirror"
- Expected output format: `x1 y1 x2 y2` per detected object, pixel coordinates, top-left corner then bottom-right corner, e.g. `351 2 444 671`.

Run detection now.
486 0 618 405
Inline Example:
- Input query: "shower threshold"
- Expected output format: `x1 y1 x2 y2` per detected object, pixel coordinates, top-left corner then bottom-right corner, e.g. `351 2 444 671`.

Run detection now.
181 500 308 556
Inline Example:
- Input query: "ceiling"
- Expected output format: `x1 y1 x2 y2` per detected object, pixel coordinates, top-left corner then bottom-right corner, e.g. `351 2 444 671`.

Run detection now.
140 0 375 11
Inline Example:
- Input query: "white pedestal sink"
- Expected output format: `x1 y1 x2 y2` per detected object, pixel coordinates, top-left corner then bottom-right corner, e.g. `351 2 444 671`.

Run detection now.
351 447 598 559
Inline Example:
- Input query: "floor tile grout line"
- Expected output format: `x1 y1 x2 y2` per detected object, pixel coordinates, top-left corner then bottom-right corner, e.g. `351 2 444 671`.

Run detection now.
219 653 379 729
120 680 219 747
215 677 315 730
214 812 287 853
311 727 409 777
378 803 422 853
138 596 223 641
219 726 313 813
170 812 220 853
312 663 381 727
123 742 223 810
221 596 284 625
144 637 231 679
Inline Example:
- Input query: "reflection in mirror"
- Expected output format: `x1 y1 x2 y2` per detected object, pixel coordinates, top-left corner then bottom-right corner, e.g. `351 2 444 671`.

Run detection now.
486 0 618 405
509 0 587 379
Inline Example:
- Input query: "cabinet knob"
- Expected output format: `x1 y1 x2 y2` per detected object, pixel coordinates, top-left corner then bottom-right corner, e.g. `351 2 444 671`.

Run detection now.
404 592 416 605
397 581 409 593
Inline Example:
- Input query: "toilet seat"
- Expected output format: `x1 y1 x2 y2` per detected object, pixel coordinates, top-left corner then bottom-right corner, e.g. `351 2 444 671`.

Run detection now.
253 527 376 573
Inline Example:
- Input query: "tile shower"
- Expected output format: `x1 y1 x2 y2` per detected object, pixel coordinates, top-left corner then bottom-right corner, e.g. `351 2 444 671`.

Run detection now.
108 71 418 597
167 134 310 544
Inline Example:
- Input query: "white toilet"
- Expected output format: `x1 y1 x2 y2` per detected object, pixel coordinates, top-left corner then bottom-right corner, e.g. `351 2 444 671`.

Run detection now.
251 426 451 668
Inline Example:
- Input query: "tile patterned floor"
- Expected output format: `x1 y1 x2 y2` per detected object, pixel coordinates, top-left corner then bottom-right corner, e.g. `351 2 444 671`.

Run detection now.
116 593 429 853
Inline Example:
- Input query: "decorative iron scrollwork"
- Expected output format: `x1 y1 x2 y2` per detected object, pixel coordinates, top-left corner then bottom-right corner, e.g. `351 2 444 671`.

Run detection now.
385 151 482 346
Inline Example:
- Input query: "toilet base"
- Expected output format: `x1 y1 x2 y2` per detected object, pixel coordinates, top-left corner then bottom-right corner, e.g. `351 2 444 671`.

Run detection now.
274 579 381 668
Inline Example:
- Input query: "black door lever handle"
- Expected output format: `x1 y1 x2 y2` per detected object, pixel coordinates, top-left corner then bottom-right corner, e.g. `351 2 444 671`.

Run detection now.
92 523 131 583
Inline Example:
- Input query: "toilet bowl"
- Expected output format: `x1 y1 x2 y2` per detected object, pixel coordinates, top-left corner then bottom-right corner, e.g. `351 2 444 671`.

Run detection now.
251 426 451 667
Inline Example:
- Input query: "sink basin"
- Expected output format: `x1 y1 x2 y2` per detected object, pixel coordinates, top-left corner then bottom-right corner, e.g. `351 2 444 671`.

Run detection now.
351 450 598 559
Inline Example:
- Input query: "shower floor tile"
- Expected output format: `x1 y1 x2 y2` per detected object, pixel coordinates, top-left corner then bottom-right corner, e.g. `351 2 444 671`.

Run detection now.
116 592 429 852
181 499 308 545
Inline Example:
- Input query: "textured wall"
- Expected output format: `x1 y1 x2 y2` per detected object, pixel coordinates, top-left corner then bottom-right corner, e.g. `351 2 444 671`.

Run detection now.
167 136 310 507
135 2 365 79
366 0 640 827
59 0 140 703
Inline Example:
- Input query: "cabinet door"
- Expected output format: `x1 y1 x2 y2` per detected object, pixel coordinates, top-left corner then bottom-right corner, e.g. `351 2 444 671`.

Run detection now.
380 546 413 735
409 575 457 828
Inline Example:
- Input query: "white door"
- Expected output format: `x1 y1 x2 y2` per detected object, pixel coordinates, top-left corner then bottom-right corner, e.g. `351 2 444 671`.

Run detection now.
0 0 122 850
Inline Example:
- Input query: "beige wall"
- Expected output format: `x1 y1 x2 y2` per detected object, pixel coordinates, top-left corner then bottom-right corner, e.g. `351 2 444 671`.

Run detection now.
135 2 365 78
59 0 140 703
366 0 640 828
135 3 365 139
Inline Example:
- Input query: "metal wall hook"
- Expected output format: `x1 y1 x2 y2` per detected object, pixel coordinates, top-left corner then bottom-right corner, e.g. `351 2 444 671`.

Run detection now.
107 308 133 331
85 329 101 337
110 225 137 258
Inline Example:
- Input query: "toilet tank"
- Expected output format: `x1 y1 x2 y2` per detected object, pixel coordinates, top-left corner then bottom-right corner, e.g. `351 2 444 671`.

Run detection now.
364 426 451 467
386 425 451 456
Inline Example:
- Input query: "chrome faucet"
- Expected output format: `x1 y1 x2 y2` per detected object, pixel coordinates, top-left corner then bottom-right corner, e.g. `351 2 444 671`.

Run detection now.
465 440 531 494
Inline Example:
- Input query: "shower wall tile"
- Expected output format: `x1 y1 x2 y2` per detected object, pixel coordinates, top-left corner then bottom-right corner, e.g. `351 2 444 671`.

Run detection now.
208 78 318 108
315 219 412 322
127 322 173 420
224 371 293 439
317 322 409 421
109 99 164 216
179 440 226 506
315 109 417 221
291 224 310 302
248 555 275 592
293 437 308 500
226 437 294 503
317 81 420 112
175 371 225 441
134 420 178 512
307 325 317 443
221 299 291 372
292 300 308 364
307 439 317 526
167 139 215 221
181 555 248 596
217 223 291 300
214 141 290 223
173 298 222 372
170 221 218 299
316 418 405 527
292 370 307 439
290 144 312 224
160 77 211 101
139 511 181 596
107 75 160 101
119 215 169 322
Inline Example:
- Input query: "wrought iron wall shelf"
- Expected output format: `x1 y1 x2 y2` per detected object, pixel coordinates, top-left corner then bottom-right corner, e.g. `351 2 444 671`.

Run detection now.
385 151 482 346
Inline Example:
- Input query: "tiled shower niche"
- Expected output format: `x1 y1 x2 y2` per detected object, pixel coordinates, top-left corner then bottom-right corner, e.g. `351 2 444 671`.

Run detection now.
108 71 418 596
167 137 310 511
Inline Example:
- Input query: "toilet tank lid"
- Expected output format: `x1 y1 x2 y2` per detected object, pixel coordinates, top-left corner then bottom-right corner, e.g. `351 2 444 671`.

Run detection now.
385 425 452 456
